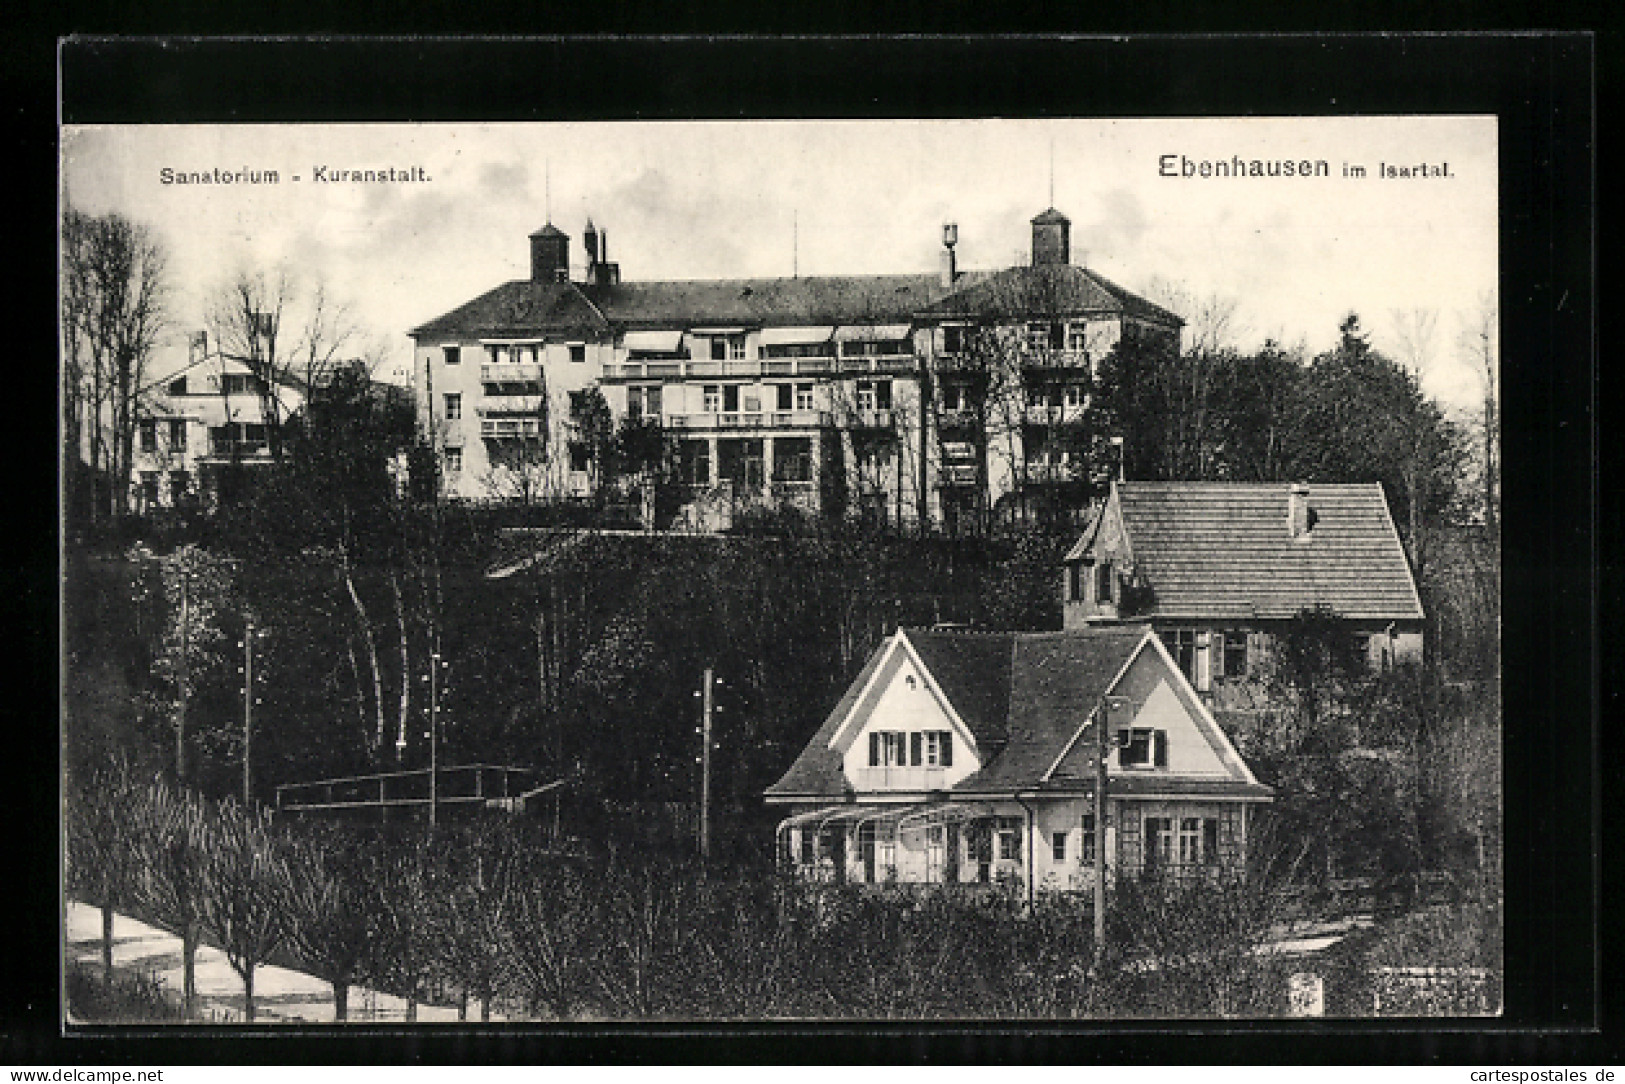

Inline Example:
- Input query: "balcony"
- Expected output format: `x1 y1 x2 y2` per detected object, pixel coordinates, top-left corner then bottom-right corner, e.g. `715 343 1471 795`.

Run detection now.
1021 348 1093 371
939 464 979 487
837 352 916 375
1024 403 1090 425
480 361 543 383
847 408 896 430
850 766 951 791
664 409 831 431
481 417 543 440
936 408 980 430
476 396 545 415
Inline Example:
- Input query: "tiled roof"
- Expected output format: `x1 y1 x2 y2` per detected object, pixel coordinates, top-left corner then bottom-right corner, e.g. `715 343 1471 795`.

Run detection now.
945 627 1148 794
917 264 1183 327
762 641 891 800
410 281 611 340
767 625 1260 801
585 273 951 330
1071 481 1424 622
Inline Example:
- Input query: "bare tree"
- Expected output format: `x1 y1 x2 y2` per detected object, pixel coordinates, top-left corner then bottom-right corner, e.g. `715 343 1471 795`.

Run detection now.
197 798 289 1022
207 268 361 462
133 778 209 1016
61 210 170 520
1457 291 1498 530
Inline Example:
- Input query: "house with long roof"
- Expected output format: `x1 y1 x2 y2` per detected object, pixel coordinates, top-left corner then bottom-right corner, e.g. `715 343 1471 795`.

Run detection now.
763 624 1272 898
1060 481 1426 712
408 207 1180 529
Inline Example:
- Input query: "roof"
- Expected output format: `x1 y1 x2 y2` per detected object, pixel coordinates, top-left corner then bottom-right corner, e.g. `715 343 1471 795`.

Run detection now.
530 223 567 238
917 264 1183 327
767 624 1258 802
1067 481 1425 622
410 280 610 339
1031 207 1071 225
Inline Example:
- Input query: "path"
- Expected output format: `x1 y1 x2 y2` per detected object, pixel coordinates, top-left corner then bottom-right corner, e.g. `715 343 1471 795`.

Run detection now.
64 901 493 1023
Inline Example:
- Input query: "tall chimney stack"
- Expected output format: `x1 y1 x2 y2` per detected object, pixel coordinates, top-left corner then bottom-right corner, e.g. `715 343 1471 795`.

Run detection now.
940 222 959 288
529 223 569 283
1288 483 1314 539
1031 207 1071 266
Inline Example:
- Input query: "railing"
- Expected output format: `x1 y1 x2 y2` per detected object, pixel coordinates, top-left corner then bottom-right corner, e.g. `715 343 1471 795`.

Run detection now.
602 355 906 381
940 464 979 487
850 766 952 791
476 396 545 415
847 408 895 429
481 361 543 382
1024 403 1090 425
275 763 545 816
481 417 543 439
936 408 980 430
1021 349 1093 370
664 409 831 430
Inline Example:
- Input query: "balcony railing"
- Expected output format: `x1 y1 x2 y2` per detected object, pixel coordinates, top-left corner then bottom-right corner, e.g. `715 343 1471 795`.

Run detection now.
936 408 981 430
847 408 896 430
601 355 908 381
1021 348 1093 370
1024 403 1090 425
477 396 545 415
850 766 952 791
481 417 543 439
940 464 979 487
480 361 543 382
664 409 831 430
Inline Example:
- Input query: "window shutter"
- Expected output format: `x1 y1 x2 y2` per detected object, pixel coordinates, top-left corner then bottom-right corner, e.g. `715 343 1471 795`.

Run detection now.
1153 730 1168 768
910 732 922 767
941 733 953 767
1195 632 1212 691
869 732 879 767
1210 631 1225 679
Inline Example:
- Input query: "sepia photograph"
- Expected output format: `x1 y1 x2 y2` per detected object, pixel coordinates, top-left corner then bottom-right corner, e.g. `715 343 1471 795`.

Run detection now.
60 108 1506 1026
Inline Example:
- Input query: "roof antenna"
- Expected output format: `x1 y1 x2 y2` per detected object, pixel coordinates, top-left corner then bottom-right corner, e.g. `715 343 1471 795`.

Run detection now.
792 210 799 278
545 160 552 224
1049 138 1056 207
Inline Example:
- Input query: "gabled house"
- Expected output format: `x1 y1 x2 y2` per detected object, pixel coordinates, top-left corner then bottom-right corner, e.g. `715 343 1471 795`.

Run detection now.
1060 481 1426 710
764 625 1272 898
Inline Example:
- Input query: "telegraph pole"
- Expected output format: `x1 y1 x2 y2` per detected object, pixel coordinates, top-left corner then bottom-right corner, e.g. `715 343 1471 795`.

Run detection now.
242 614 254 805
1092 698 1109 974
429 648 441 827
699 666 714 861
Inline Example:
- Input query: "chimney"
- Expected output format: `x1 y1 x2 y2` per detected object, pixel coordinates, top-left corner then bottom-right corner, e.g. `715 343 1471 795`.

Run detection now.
583 218 600 266
529 223 569 283
1288 483 1313 539
940 222 959 288
1031 207 1071 266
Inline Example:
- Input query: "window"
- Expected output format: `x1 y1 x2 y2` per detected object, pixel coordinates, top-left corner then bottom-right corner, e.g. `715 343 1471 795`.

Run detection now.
711 337 727 361
569 343 586 363
444 345 461 366
680 440 711 485
799 828 816 866
168 419 187 451
486 345 503 365
1095 560 1114 604
941 384 964 412
1052 832 1067 863
168 377 188 396
942 326 965 354
703 385 721 413
1117 727 1168 769
1080 814 1096 864
444 447 462 474
244 423 267 446
1203 818 1220 864
1067 563 1083 602
868 730 908 767
857 382 876 412
1144 817 1175 869
138 420 157 453
169 471 190 502
1178 818 1203 865
772 437 813 484
723 385 740 413
796 383 815 411
222 374 258 395
568 442 591 472
1220 631 1249 679
628 385 662 424
444 393 462 421
921 730 953 767
776 384 793 411
729 337 746 361
1165 628 1197 679
997 817 1022 862
1066 323 1090 353
1064 383 1085 408
140 471 160 506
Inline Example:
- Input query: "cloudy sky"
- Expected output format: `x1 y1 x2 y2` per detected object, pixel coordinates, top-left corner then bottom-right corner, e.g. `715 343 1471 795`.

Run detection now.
61 117 1496 408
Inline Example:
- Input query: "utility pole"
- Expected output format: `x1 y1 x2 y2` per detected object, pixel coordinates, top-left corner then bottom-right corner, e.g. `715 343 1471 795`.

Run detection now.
242 614 254 805
176 572 189 784
1091 697 1109 975
699 666 714 861
429 647 441 827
